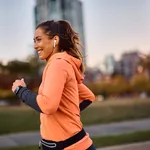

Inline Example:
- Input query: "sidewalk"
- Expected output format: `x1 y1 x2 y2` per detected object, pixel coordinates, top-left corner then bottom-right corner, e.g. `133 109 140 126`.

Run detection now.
99 141 150 150
0 118 150 149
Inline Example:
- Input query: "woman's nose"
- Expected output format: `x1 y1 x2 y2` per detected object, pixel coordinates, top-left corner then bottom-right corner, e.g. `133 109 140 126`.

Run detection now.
34 43 38 50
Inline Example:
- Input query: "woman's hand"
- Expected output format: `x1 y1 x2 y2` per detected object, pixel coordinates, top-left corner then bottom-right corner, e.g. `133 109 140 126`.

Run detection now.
12 78 27 93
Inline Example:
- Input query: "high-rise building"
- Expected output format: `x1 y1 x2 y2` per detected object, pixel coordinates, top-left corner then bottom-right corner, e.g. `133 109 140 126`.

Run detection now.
104 55 115 75
34 0 86 65
114 51 143 79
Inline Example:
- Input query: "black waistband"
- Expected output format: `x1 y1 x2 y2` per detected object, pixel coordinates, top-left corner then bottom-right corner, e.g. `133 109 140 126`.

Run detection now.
41 128 86 149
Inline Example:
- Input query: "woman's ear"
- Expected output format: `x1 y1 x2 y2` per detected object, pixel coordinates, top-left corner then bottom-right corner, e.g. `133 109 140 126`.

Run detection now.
53 35 60 46
53 40 56 48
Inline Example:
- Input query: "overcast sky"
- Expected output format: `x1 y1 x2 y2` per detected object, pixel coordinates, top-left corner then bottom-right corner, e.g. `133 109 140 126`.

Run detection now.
0 0 150 67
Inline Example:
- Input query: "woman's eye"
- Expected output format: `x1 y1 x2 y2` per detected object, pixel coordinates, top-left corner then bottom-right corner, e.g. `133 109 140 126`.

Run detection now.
37 38 41 42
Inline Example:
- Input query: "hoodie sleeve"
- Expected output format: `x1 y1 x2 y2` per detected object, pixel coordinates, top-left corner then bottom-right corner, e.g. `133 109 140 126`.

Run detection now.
78 83 95 111
37 59 67 115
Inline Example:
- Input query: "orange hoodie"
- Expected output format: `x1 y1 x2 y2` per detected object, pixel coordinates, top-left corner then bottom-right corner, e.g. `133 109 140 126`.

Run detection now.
37 51 95 150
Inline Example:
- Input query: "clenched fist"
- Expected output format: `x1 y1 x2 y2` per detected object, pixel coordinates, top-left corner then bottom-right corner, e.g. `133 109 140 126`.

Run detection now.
12 78 27 93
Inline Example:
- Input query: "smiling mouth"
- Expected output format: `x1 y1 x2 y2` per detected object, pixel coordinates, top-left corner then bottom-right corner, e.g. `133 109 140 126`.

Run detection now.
38 50 43 54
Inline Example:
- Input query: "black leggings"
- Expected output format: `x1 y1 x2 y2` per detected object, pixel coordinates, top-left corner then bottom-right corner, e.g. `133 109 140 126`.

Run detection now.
87 144 96 150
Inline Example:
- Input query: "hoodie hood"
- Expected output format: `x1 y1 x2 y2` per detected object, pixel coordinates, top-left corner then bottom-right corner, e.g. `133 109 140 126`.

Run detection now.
49 51 84 83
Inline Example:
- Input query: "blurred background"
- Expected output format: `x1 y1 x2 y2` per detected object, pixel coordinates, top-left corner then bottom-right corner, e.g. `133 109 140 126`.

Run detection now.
0 0 150 150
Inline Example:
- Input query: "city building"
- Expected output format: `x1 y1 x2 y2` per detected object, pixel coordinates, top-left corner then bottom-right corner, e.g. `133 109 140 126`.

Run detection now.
104 54 115 75
84 67 103 83
115 51 144 79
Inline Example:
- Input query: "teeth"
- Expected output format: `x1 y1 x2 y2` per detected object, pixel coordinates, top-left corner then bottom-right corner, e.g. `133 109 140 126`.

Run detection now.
38 50 42 54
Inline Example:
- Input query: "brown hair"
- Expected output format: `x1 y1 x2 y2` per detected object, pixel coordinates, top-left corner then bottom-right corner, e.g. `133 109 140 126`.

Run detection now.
36 20 84 73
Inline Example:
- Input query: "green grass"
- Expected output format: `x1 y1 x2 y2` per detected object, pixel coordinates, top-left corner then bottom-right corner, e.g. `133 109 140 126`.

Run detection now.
92 130 150 148
1 130 150 150
81 98 150 125
0 99 150 134
0 106 40 135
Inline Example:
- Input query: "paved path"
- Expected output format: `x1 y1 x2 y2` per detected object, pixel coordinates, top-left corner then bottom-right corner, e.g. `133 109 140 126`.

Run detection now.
99 141 150 150
85 118 150 137
0 118 150 149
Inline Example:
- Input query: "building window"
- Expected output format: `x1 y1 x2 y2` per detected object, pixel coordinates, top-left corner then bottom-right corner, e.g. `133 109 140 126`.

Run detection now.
50 0 56 12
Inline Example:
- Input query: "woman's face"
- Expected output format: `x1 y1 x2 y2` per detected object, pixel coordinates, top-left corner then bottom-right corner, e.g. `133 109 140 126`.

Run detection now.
34 28 54 61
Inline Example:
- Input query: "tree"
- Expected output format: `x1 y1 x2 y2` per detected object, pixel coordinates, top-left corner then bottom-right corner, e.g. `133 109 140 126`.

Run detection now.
108 75 131 95
6 60 31 76
26 55 43 76
130 74 150 93
139 54 150 76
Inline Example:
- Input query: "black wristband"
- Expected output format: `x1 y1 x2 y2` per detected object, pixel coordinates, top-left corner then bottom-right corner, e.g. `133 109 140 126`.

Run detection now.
14 86 23 95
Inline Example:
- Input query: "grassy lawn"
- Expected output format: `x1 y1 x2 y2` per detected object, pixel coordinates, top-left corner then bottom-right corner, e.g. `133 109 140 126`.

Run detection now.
0 106 40 135
0 98 150 134
1 130 150 150
92 130 150 148
81 98 150 125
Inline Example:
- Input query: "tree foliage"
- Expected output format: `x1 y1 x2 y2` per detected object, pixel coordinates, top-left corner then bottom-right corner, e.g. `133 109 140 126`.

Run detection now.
130 74 150 93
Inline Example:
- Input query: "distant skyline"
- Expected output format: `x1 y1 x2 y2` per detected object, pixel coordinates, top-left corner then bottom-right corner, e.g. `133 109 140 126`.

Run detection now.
0 0 150 67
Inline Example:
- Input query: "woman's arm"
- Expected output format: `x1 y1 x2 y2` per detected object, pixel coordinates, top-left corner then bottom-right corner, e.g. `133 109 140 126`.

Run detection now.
78 83 95 111
15 59 67 115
